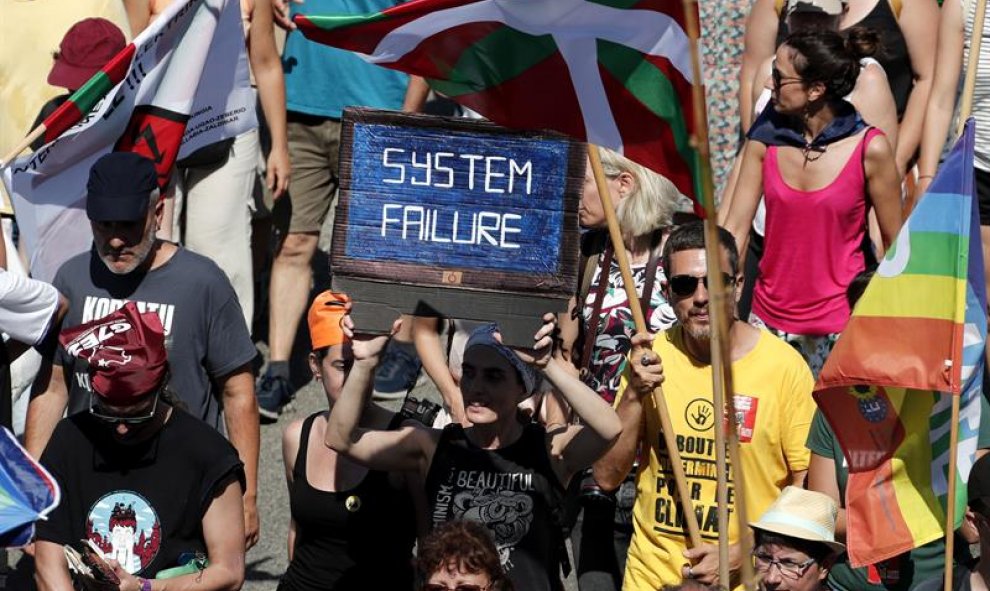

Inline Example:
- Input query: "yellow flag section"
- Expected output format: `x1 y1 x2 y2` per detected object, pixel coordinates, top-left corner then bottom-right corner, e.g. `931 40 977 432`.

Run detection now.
619 326 815 591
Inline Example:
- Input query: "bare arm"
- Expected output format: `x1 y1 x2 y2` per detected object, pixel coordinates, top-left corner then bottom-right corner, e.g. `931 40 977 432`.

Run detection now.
892 0 940 175
218 366 260 550
25 361 68 458
412 317 466 424
864 132 904 251
917 0 964 197
281 419 302 562
116 478 246 591
123 0 152 36
249 0 290 199
592 333 659 491
739 0 780 131
723 141 768 254
851 64 899 148
34 540 75 591
326 324 437 474
806 452 846 538
403 76 431 113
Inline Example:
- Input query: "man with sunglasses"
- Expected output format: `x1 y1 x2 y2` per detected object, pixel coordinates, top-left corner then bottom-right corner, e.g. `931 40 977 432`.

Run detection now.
594 222 816 590
34 302 246 591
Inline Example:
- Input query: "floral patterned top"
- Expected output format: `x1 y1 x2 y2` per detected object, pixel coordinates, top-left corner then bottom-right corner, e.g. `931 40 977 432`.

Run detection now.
581 256 676 404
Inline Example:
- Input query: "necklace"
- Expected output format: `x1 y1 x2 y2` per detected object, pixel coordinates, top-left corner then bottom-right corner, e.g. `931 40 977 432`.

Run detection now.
802 142 828 164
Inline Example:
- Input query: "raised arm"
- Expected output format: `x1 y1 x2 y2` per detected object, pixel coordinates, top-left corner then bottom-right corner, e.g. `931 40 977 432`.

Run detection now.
892 0 940 176
917 0 965 197
592 333 659 490
326 318 438 474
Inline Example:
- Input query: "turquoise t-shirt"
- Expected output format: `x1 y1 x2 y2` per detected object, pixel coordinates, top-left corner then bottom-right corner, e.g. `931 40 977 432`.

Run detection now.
806 405 988 591
282 0 408 118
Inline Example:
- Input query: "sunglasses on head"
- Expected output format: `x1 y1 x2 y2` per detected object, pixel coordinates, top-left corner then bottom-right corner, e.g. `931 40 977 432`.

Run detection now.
668 273 736 297
422 585 490 591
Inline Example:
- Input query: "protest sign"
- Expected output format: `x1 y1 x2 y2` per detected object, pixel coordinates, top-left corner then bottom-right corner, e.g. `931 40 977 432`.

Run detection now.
331 108 583 345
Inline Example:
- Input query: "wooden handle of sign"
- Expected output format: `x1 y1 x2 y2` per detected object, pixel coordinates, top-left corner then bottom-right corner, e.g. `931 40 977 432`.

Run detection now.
587 143 704 548
943 394 961 591
0 124 46 168
956 0 988 138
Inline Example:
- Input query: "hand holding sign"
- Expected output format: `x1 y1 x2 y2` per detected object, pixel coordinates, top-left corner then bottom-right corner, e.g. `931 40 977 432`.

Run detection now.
505 312 557 369
340 309 402 366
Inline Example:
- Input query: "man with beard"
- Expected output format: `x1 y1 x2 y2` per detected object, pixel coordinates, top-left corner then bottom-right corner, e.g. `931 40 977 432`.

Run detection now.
593 222 816 590
25 152 261 548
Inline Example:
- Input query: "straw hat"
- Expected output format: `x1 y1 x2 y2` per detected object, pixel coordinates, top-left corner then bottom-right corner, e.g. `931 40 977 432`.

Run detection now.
750 486 846 553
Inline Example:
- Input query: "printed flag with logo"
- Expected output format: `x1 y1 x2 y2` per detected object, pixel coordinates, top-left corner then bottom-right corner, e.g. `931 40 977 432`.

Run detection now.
1 0 256 281
813 120 985 567
291 0 703 212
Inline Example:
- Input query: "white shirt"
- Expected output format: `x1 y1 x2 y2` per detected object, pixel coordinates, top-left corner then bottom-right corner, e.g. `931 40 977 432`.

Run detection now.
0 269 59 345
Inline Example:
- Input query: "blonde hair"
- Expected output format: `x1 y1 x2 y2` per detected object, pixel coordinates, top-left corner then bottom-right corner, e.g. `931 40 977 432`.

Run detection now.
597 147 678 242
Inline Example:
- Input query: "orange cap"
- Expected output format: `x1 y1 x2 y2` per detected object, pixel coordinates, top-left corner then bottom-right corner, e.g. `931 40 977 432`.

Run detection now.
308 291 350 350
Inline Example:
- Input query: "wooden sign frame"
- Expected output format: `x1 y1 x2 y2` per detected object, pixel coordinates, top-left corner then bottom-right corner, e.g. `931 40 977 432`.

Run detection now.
331 108 584 346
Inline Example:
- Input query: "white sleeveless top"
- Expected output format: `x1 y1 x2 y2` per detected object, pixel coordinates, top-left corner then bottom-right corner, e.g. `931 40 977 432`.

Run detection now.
961 0 990 172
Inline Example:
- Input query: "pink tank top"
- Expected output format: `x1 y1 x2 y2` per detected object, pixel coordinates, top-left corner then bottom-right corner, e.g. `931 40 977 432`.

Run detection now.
752 128 881 335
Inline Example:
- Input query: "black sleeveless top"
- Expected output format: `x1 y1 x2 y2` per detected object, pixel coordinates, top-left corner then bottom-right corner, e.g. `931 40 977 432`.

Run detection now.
278 412 416 591
425 423 566 591
777 0 913 116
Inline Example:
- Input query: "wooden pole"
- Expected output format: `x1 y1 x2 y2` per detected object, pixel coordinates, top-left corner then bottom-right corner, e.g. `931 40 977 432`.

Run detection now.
956 0 988 139
587 143 703 548
944 394 961 591
679 0 754 587
0 124 46 168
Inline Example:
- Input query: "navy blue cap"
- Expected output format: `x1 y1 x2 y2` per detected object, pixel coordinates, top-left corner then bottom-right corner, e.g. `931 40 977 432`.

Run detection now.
86 152 158 222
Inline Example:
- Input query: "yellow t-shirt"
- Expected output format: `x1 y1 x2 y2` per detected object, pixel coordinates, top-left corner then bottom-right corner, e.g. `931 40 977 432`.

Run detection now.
621 326 816 591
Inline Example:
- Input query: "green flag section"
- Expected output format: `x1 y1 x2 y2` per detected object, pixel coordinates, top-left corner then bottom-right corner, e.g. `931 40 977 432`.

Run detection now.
813 121 985 567
42 44 137 144
293 0 706 215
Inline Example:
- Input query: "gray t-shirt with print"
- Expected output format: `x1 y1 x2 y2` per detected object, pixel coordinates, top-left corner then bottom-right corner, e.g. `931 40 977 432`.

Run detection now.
53 246 255 431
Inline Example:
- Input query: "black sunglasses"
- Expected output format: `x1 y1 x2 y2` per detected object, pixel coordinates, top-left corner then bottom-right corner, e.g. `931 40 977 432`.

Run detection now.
771 60 803 89
668 273 736 297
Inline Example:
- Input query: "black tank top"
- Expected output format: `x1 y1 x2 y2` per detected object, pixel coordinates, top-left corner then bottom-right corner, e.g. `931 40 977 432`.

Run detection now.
776 0 913 116
278 412 416 591
425 423 566 591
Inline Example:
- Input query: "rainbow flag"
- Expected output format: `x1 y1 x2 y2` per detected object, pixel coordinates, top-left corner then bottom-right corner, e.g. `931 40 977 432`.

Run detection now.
292 0 704 213
0 427 60 548
814 120 985 567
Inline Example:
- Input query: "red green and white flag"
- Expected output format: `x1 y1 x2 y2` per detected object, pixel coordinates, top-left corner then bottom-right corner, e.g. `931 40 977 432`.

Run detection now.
294 0 703 211
1 0 255 281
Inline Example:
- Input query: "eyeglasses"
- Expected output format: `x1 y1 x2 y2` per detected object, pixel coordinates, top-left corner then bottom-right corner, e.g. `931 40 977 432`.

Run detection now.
668 273 736 297
422 584 491 591
753 552 817 579
89 392 160 425
771 60 804 89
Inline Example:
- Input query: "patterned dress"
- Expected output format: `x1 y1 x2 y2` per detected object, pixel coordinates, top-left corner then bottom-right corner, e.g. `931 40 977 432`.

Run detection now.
581 258 676 404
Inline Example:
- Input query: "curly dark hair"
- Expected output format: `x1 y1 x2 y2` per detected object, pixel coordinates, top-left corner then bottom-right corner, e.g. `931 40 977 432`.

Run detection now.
416 521 513 591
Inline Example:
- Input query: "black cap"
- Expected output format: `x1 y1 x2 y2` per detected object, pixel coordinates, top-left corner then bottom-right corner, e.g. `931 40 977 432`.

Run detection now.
86 152 158 222
969 453 990 517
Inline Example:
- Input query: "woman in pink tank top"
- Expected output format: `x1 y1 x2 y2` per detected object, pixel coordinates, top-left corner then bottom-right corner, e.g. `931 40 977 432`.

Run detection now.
725 29 902 374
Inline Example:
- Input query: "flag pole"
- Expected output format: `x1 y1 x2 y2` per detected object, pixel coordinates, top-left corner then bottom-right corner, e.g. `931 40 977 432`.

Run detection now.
943 393 961 591
0 125 46 168
587 143 704 548
955 0 988 139
679 0 754 587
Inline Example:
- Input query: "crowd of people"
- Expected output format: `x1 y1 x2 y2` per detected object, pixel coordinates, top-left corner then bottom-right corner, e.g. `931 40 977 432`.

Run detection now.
2 0 990 589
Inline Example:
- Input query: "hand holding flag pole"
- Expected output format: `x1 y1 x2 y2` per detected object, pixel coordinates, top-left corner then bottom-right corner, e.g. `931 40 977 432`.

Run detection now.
588 143 704 550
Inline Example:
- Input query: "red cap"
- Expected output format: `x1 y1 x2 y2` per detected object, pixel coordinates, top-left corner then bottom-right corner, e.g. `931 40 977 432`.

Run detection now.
48 18 126 90
59 301 168 405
